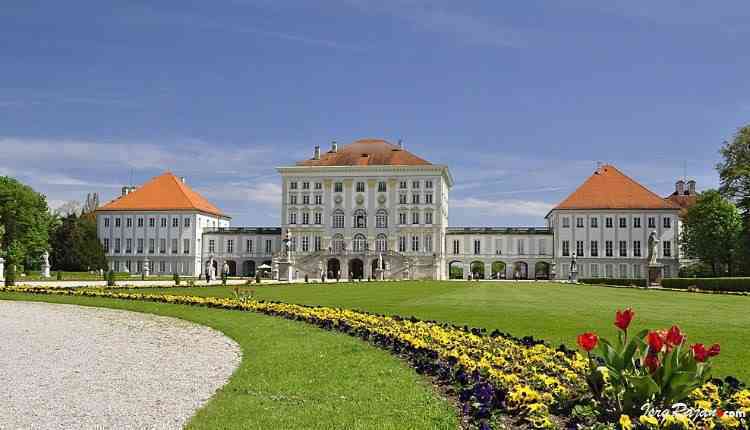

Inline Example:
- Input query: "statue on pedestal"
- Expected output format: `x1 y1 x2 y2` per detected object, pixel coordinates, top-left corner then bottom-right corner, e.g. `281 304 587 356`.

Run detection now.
569 253 578 283
0 256 4 282
41 251 51 278
143 258 150 277
648 231 660 266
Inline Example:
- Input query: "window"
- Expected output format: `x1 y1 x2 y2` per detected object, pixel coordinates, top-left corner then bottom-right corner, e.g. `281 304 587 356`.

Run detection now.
576 240 584 257
648 217 656 229
576 217 584 228
314 236 321 251
412 212 419 225
591 217 598 228
334 182 343 193
376 234 387 252
605 240 613 257
663 217 671 229
246 239 253 254
161 218 167 228
149 217 155 227
103 238 110 252
605 217 613 228
289 194 298 205
619 217 627 228
356 182 365 192
474 239 481 255
411 235 420 252
126 218 132 228
562 240 570 256
301 236 310 252
619 264 628 278
425 193 433 204
425 180 433 189
302 181 309 190
412 180 420 189
314 195 322 205
399 236 407 252
172 218 179 228
125 261 131 273
115 218 121 227
314 182 322 190
159 261 166 273
633 240 641 257
208 239 215 253
633 264 641 278
562 217 570 228
137 218 144 228
265 240 272 254
183 239 190 254
633 217 641 228
399 194 407 204
591 263 599 278
398 212 407 225
353 209 367 228
538 239 546 255
518 239 525 255
353 234 366 252
302 212 309 225
619 240 627 257
171 238 178 254
137 238 144 254
591 241 599 257
425 235 433 252
376 210 388 228
378 181 386 192
114 238 121 253
149 239 155 254
663 241 672 257
290 181 298 190
399 181 407 189
104 218 110 227
425 212 433 225
125 238 132 253
290 237 297 252
333 210 344 228
288 211 297 224
605 264 613 278
412 194 420 204
227 239 234 253
453 240 460 255
314 212 322 225
302 195 310 205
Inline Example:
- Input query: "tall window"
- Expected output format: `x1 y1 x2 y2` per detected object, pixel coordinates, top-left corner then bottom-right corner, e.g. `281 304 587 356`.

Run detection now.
356 182 365 192
412 194 420 204
453 240 460 255
518 239 526 255
265 239 272 254
590 217 598 228
149 239 155 254
474 239 481 255
103 238 110 252
315 182 322 190
172 218 179 228
114 238 121 253
149 218 155 227
126 239 132 253
115 218 121 227
424 235 433 252
576 217 584 228
246 239 253 253
562 240 570 256
302 181 309 190
288 212 297 224
301 236 310 252
289 194 298 205
398 236 406 252
425 180 433 189
663 217 672 229
333 210 344 228
399 194 407 204
227 239 234 253
104 218 110 227
562 217 570 228
411 235 420 252
332 234 345 253
171 238 178 254
208 240 215 253
619 264 628 278
314 212 322 225
353 234 367 252
412 180 420 189
619 217 627 228
314 195 322 205
376 234 387 252
353 209 367 228
126 218 132 228
302 195 310 205
590 240 598 257
605 217 613 228
425 193 433 204
619 240 627 257
591 263 599 278
648 217 656 228
425 212 433 225
183 239 190 254
411 212 419 225
376 210 388 228
576 240 584 257
538 239 546 255
633 240 641 257
314 236 321 251
378 181 386 192
663 241 672 257
334 182 343 193
605 240 613 257
633 217 641 228
302 212 310 225
137 239 144 253
290 181 298 190
161 218 167 228
399 181 407 189
137 218 144 227
398 212 407 225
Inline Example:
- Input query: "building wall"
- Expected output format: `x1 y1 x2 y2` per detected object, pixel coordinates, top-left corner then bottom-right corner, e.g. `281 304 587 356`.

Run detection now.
201 228 282 276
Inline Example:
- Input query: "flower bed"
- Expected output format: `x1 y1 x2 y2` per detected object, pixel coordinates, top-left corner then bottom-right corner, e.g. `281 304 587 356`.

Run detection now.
1 285 747 430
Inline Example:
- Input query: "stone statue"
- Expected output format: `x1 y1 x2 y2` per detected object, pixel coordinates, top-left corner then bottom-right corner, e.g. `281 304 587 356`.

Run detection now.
42 251 50 266
378 253 384 270
41 251 51 278
282 231 292 257
648 231 660 265
223 262 230 276
569 253 577 273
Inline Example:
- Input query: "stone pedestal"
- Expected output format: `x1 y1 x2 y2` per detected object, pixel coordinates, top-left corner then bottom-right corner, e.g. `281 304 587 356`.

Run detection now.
277 260 293 282
648 264 663 286
143 259 150 277
0 257 4 282
41 262 51 278
570 269 578 283
375 268 384 281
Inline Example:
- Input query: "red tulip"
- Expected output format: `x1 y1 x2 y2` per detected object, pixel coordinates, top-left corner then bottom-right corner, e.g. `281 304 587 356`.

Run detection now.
666 325 685 347
615 308 635 331
692 344 709 362
644 352 661 373
646 331 666 352
708 344 721 357
577 332 599 352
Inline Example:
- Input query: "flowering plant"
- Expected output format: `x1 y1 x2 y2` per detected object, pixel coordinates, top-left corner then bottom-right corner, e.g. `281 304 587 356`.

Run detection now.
578 308 722 420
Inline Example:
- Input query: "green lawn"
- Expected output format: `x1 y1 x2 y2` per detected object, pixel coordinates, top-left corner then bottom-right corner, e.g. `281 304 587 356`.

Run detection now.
0 292 457 430
114 281 750 382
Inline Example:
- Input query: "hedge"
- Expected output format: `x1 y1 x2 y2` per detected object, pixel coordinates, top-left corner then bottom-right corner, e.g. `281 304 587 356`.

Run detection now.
661 277 750 292
578 278 648 288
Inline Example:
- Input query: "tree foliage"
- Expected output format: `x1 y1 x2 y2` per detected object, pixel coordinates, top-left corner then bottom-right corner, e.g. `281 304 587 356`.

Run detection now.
50 213 107 271
0 176 52 271
717 125 750 274
681 190 743 276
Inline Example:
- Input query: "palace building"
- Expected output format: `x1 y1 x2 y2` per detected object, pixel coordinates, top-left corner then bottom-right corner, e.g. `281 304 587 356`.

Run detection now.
95 139 696 280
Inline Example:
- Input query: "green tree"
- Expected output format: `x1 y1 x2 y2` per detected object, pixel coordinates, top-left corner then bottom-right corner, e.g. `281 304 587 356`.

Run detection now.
717 125 750 274
0 177 52 274
681 190 743 276
50 213 107 271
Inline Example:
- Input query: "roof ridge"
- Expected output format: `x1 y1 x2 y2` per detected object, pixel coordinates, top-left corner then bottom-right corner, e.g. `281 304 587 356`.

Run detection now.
607 165 680 209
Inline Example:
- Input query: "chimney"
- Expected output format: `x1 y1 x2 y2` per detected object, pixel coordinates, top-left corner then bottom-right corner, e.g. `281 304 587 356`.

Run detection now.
313 145 321 160
397 139 403 149
331 140 338 153
121 186 130 196
675 180 685 195
180 176 186 184
687 179 696 195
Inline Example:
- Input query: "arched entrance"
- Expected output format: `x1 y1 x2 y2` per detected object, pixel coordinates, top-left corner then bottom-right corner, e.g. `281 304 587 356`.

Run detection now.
513 262 528 280
534 262 550 280
225 260 237 276
448 261 464 279
470 261 485 279
348 258 364 280
242 260 256 277
327 258 341 279
491 261 506 280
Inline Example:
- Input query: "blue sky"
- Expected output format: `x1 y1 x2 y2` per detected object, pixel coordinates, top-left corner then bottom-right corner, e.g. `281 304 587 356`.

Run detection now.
1 1 749 226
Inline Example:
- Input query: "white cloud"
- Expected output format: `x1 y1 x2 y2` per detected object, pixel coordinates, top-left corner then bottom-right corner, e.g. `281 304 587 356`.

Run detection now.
452 197 553 217
196 182 282 207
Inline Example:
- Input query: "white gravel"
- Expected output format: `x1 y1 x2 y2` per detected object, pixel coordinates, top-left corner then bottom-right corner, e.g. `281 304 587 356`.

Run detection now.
0 301 241 430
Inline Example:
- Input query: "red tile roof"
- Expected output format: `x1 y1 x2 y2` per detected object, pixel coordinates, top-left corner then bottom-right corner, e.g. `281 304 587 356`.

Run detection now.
552 164 680 211
665 193 697 216
97 172 228 218
296 139 431 167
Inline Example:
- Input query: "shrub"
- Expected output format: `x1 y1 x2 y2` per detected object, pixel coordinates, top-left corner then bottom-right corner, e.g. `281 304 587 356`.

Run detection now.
5 264 15 286
173 273 181 286
106 270 115 287
661 277 750 292
56 271 62 281
579 278 648 288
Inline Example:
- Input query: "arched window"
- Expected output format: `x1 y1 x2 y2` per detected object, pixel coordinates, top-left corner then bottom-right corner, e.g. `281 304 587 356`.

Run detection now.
376 209 388 228
375 234 388 252
353 234 367 252
332 209 344 229
332 234 345 253
353 209 367 229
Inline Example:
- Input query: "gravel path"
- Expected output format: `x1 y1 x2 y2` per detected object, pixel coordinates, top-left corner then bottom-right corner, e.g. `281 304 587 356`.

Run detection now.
0 301 241 430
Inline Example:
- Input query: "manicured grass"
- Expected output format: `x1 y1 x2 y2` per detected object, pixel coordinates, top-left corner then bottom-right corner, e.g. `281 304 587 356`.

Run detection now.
18 271 197 282
0 292 457 430
115 281 750 382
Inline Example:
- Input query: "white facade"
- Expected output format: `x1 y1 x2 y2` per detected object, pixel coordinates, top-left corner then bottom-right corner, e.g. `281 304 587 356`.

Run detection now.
201 228 282 276
97 210 229 276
